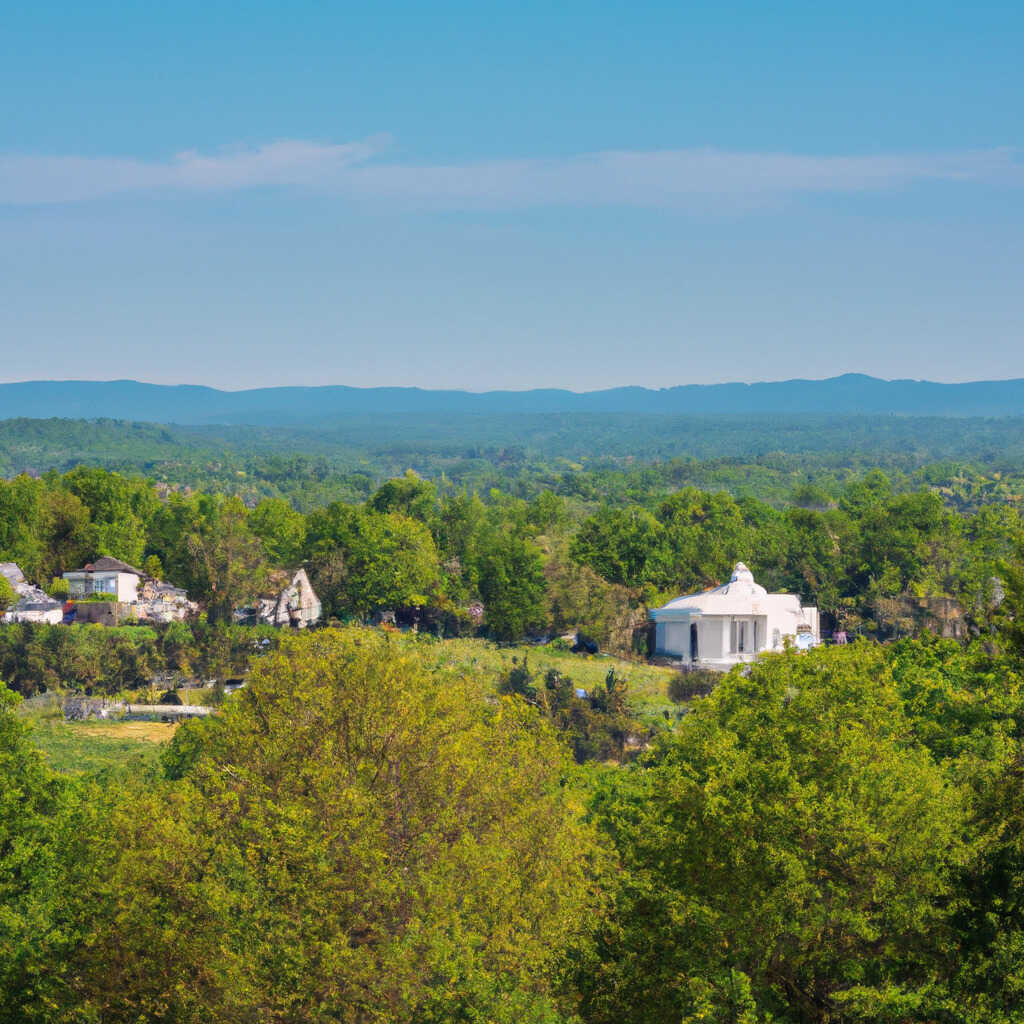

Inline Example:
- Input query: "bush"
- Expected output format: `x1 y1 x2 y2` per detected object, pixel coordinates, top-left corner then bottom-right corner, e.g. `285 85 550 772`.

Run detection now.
668 668 720 702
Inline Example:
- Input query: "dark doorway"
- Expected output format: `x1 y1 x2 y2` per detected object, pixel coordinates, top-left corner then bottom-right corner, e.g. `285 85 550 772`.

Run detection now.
690 623 698 661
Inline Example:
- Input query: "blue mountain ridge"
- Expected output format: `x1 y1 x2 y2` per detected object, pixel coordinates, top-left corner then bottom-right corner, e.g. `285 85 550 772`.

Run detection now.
0 374 1022 425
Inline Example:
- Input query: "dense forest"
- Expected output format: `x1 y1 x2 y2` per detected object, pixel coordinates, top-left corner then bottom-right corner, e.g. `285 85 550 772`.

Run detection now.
3 413 1024 508
4 414 1024 1021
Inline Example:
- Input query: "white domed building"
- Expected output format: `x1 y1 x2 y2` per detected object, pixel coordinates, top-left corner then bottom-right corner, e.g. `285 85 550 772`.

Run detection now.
650 562 819 670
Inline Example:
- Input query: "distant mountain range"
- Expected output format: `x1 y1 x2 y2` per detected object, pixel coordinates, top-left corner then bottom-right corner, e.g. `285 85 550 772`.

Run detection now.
0 375 1022 425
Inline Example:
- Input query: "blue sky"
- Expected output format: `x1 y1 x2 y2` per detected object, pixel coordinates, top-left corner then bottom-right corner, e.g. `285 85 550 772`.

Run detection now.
1 1 1022 389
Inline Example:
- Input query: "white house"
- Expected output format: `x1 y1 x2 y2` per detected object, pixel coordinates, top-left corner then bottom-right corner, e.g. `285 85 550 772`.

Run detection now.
651 562 819 670
63 556 143 603
1 562 64 625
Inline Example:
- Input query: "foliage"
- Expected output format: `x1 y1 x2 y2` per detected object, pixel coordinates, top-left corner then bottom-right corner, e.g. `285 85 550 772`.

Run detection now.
476 529 547 640
13 631 604 1022
0 574 14 613
185 496 268 624
582 646 970 1023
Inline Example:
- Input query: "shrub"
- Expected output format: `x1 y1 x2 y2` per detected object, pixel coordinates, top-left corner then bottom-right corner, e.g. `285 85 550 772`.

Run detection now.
668 668 720 702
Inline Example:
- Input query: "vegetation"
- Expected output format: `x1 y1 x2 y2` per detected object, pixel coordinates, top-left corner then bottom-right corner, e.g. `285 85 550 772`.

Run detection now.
6 416 1024 1019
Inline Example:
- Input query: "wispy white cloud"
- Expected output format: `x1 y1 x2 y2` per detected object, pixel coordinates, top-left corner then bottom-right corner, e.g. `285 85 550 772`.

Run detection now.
0 138 385 204
0 138 1018 207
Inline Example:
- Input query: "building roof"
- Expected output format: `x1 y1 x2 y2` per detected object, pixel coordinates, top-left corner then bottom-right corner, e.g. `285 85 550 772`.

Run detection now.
653 562 803 618
68 556 144 576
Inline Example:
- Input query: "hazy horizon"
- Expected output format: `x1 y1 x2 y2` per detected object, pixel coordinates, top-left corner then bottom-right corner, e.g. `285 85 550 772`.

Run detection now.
3 371 1024 394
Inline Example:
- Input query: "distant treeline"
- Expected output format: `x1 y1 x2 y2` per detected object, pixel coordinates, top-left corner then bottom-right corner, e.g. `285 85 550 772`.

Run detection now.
2 462 1022 694
4 413 1024 510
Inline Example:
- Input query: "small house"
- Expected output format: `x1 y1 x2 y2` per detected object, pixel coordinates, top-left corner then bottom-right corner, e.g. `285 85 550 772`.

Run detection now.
651 562 819 671
63 556 143 603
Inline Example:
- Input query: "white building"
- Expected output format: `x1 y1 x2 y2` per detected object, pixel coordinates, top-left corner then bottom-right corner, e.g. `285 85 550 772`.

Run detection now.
63 556 143 603
651 562 819 670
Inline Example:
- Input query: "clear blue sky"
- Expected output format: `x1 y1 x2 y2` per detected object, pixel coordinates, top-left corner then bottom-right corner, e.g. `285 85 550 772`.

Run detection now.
1 1 1022 389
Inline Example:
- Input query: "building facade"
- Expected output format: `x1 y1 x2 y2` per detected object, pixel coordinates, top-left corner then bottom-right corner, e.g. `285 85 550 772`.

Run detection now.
651 562 819 670
63 556 143 603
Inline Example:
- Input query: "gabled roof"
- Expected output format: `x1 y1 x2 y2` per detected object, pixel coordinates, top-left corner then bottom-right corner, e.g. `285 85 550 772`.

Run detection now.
68 556 144 576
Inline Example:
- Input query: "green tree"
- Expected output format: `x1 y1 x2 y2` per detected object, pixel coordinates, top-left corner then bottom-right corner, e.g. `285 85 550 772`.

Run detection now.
38 486 92 579
655 487 751 593
248 497 307 566
0 681 62 1018
570 506 665 590
39 631 602 1022
60 466 158 566
367 469 438 523
307 506 440 618
584 645 969 1024
476 529 547 640
186 497 268 624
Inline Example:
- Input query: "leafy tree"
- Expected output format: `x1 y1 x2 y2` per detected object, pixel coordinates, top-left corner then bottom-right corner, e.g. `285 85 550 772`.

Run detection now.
0 475 47 579
60 466 158 566
307 506 440 618
248 497 307 566
435 491 488 603
0 681 62 1018
476 529 547 640
655 487 750 593
0 575 14 614
38 486 92 579
367 469 438 523
583 645 969 1024
39 631 602 1022
186 497 268 624
570 506 665 590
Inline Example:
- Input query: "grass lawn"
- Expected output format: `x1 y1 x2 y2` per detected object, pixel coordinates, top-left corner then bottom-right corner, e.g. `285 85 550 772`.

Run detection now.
27 717 176 775
18 633 683 773
405 635 682 723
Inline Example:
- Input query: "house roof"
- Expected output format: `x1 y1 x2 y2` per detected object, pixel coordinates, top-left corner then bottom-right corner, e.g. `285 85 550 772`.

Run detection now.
652 562 804 618
69 556 144 576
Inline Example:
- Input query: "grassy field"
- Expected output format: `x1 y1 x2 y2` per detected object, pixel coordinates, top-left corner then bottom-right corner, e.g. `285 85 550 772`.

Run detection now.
26 716 175 775
19 634 681 773
408 635 681 722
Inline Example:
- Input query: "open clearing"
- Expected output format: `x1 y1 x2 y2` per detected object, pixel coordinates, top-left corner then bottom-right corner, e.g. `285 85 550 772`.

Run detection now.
24 636 681 774
28 718 177 775
80 720 179 742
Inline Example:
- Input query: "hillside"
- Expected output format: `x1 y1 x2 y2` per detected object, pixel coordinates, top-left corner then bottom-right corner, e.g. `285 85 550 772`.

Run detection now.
2 373 1024 425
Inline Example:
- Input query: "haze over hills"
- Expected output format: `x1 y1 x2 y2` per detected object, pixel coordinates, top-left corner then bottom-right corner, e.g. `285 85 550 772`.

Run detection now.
1 374 1023 425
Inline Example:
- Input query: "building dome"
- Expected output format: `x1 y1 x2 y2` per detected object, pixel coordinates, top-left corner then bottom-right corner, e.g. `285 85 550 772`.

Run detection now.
721 562 767 598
